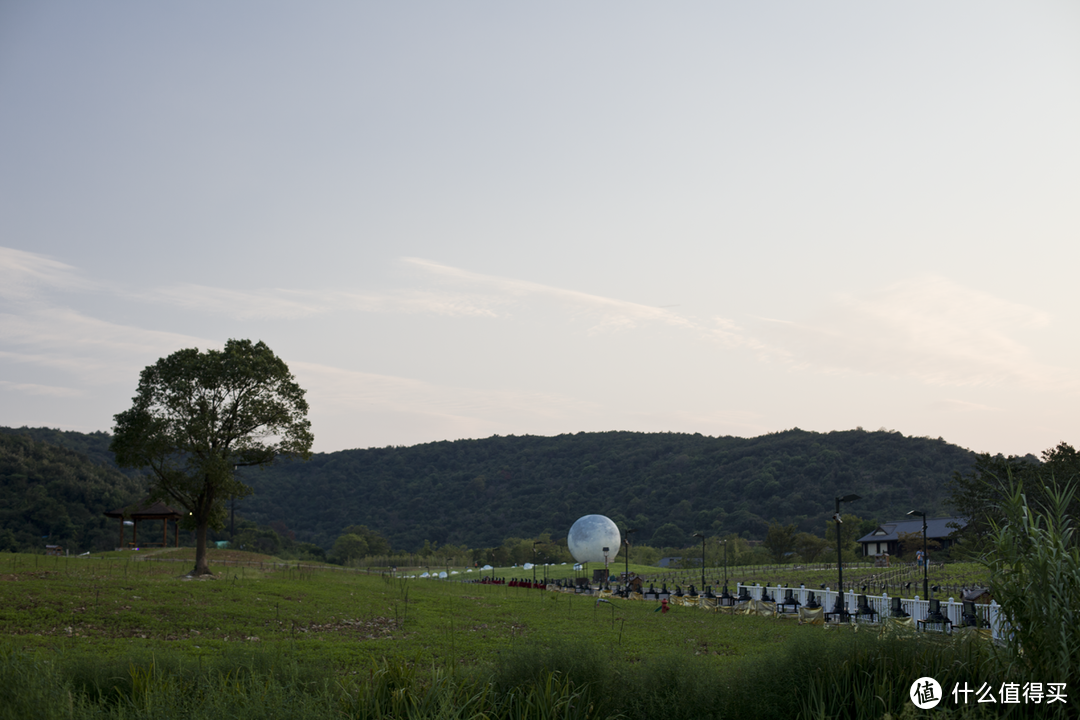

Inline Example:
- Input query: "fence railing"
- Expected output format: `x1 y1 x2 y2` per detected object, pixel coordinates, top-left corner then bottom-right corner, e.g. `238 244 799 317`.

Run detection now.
736 582 1004 640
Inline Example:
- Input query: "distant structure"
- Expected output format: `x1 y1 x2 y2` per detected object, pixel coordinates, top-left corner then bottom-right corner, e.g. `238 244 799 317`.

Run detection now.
567 514 621 565
104 500 183 550
857 517 966 557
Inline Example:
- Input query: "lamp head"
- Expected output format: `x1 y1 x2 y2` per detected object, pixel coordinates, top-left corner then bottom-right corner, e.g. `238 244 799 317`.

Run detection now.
838 494 861 503
906 510 925 518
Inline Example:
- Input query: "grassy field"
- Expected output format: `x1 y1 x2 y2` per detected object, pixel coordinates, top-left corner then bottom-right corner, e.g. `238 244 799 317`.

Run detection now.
0 549 810 667
0 550 1036 719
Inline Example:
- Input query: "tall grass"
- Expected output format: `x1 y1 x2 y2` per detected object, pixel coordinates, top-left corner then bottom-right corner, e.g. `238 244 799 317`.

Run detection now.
984 473 1079 696
483 629 1045 719
2 626 1067 719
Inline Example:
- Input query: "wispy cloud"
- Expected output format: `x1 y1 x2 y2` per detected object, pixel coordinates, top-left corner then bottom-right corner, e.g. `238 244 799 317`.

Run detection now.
930 398 1001 413
141 284 500 320
755 276 1070 391
133 257 734 335
3 247 1065 399
0 308 215 383
147 285 328 320
293 361 598 421
0 246 95 300
291 360 604 449
0 380 84 398
402 257 703 334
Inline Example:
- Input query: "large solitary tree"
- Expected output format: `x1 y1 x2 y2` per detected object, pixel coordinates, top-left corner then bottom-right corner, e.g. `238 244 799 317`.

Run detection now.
110 339 313 576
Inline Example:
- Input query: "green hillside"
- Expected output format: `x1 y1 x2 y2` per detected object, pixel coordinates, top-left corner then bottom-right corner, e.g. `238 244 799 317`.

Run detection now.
0 431 145 553
0 425 978 554
239 428 975 551
0 425 122 471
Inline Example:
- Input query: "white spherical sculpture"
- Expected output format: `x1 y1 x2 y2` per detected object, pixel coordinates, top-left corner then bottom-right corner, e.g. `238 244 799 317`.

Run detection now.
567 514 621 564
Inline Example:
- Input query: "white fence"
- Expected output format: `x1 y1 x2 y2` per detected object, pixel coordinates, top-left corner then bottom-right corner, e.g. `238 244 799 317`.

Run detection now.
736 583 1005 641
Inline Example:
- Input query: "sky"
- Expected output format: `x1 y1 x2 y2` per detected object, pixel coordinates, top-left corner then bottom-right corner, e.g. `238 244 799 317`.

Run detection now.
1 2 1078 456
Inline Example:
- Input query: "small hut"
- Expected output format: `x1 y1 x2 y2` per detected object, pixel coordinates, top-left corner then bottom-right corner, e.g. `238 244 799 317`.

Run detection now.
104 500 183 550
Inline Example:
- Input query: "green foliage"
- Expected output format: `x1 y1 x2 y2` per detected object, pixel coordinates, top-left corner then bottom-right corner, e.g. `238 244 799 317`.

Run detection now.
1 424 980 557
110 339 313 575
0 426 139 477
629 544 660 566
763 521 797 562
0 432 143 553
824 512 869 562
2 547 1058 719
232 526 283 556
947 441 1080 554
330 533 368 564
650 522 686 548
983 471 1080 693
240 428 973 553
793 531 828 562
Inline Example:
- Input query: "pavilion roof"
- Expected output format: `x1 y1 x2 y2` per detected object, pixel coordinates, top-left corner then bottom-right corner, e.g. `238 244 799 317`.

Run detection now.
104 500 183 520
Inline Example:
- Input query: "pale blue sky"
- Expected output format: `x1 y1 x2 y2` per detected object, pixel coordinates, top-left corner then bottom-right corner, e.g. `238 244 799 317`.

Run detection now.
2 2 1078 455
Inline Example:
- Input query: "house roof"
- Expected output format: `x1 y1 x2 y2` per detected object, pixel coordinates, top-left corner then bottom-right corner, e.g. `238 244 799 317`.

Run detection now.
857 517 966 544
104 500 183 520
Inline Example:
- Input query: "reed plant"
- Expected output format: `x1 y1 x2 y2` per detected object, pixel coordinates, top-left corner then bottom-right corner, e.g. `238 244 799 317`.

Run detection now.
984 472 1079 698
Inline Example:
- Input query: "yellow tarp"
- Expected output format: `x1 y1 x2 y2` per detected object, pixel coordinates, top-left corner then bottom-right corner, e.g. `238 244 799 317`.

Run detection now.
731 599 778 617
952 626 993 642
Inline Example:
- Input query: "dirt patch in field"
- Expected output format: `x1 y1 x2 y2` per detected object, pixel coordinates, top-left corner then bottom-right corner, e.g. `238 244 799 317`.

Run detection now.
265 615 404 640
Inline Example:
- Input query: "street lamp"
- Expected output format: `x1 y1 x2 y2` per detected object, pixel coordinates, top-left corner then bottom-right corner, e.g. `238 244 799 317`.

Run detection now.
532 541 544 586
907 510 929 600
692 533 706 591
834 494 861 618
623 528 638 597
230 465 240 540
721 539 731 601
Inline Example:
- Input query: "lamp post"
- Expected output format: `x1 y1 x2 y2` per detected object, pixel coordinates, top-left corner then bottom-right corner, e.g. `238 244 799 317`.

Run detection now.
833 494 861 617
692 533 706 591
722 539 730 599
907 510 928 600
622 528 638 597
230 465 239 540
532 541 544 586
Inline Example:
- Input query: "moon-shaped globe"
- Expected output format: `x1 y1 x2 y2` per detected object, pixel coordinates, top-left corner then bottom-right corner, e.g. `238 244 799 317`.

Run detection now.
567 514 621 564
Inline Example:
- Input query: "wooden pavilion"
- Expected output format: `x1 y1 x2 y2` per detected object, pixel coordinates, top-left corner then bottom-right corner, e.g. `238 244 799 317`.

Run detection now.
104 500 183 549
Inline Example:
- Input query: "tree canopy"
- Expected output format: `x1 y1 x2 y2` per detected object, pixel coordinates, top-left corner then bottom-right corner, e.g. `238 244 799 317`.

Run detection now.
0 431 143 552
946 441 1080 554
110 339 312 575
240 427 974 552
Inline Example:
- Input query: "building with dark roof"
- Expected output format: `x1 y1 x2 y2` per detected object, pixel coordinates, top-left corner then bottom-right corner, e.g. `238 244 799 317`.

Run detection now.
857 516 966 557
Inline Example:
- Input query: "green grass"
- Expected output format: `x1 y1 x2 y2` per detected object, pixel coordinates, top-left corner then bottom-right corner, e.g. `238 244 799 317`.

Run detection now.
0 551 1052 719
0 550 808 668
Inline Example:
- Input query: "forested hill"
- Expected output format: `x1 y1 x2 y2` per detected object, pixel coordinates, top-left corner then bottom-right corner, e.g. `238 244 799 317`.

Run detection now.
241 428 976 551
0 426 136 477
0 431 144 552
0 425 979 553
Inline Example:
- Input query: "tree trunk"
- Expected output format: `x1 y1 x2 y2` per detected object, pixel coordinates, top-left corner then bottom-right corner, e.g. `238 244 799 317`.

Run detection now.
192 521 212 576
